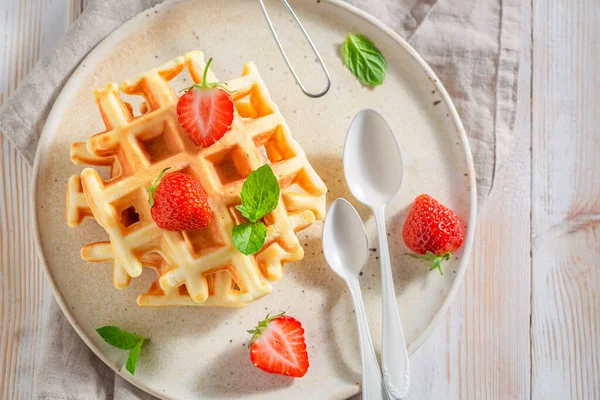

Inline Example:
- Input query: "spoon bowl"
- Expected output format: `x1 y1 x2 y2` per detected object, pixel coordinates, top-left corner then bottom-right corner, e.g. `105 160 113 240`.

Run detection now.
322 198 368 279
344 109 403 207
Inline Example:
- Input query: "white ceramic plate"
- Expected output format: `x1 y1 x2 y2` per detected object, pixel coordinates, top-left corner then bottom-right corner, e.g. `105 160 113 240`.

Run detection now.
32 0 476 398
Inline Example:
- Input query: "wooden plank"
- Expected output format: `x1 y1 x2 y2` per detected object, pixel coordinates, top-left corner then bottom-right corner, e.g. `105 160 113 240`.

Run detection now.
6 0 599 399
408 1 533 398
0 1 82 399
531 0 600 399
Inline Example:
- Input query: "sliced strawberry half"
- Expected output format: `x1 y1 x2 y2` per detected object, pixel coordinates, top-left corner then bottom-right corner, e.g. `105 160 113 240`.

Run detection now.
248 312 309 378
176 58 234 148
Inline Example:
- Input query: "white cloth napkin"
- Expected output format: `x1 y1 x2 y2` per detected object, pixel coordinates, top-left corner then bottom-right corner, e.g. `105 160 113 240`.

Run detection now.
0 0 521 398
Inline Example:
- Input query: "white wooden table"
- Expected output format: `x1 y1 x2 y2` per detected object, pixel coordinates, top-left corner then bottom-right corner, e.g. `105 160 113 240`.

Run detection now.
1 0 598 398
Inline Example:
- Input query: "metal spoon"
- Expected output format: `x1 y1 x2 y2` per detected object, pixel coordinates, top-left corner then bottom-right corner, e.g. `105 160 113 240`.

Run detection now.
343 109 410 399
323 198 388 400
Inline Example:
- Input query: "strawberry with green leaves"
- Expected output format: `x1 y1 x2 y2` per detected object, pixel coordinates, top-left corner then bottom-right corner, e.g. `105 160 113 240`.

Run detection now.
177 58 234 148
403 194 464 274
248 312 309 378
147 168 212 231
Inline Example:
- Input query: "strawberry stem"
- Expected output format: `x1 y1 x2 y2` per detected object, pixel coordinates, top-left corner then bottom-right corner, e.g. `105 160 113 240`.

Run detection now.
201 58 213 88
147 167 171 207
408 251 452 275
178 58 235 93
247 311 285 347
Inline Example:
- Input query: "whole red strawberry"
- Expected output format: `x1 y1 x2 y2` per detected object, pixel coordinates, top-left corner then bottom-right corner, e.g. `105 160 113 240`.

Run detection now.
177 58 234 147
147 168 211 231
248 312 309 378
402 194 464 274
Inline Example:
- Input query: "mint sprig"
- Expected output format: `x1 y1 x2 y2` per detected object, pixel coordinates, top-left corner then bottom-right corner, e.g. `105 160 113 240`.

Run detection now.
232 164 280 255
342 33 387 86
97 326 150 375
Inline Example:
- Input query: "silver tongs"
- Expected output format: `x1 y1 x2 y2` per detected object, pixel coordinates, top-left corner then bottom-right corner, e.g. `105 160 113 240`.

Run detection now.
258 0 331 98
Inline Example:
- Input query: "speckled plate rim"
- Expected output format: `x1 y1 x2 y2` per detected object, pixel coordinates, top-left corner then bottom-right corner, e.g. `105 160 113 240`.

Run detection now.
31 0 477 398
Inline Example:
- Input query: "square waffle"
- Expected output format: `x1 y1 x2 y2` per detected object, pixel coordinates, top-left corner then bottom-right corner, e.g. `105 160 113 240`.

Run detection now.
66 51 327 307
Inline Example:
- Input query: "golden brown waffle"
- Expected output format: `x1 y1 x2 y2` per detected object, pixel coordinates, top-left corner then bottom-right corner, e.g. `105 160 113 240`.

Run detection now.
66 51 327 307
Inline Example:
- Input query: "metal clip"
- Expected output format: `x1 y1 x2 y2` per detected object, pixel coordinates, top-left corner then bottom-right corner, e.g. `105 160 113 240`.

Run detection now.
258 0 331 98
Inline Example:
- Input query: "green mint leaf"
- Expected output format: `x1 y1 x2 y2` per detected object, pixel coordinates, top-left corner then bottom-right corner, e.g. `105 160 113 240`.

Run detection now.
235 204 254 221
126 339 147 375
342 33 386 86
238 164 280 222
96 326 145 350
232 222 268 255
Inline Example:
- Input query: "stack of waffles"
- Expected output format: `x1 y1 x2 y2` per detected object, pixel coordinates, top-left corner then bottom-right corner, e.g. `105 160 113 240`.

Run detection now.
66 51 327 307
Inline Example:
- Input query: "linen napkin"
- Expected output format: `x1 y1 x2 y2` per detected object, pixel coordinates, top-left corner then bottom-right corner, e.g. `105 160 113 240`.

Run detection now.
0 0 521 398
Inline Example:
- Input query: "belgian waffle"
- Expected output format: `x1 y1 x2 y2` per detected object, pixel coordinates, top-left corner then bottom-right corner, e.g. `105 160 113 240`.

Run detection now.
66 51 327 307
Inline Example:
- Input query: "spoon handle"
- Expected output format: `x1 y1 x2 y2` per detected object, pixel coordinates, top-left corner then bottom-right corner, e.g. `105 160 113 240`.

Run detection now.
374 207 410 399
348 279 388 400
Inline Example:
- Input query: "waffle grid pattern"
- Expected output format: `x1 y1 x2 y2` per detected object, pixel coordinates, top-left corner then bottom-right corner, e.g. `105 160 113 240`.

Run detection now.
66 51 327 307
